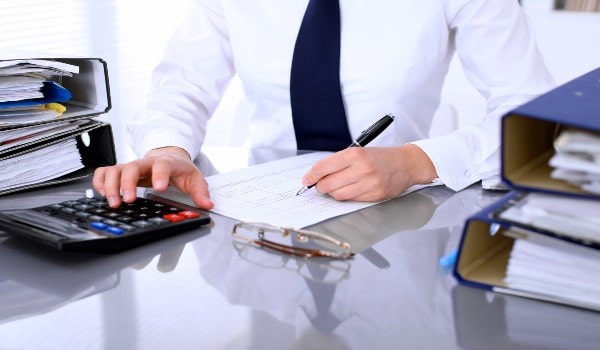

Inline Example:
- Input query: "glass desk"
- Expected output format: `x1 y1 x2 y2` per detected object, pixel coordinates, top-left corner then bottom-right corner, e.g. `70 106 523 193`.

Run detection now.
0 147 598 349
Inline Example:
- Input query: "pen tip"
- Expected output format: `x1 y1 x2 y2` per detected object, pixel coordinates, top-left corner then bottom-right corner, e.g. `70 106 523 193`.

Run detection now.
296 187 308 196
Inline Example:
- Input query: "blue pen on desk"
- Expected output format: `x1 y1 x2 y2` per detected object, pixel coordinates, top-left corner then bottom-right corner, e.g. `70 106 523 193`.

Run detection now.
296 113 395 195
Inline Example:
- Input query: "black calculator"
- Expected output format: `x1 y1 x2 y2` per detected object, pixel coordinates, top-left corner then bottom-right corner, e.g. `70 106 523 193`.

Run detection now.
0 195 211 253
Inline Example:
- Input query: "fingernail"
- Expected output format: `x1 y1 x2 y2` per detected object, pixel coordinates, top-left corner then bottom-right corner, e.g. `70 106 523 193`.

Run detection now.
154 179 168 190
107 196 119 207
122 190 133 201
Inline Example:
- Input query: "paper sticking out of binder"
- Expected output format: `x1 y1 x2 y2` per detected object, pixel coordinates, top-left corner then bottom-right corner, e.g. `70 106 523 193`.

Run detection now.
0 59 79 125
549 129 600 194
454 191 600 312
0 54 116 195
501 66 600 200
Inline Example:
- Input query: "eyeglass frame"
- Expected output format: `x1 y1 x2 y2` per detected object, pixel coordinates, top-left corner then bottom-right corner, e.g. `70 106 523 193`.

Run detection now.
232 222 353 259
232 239 352 284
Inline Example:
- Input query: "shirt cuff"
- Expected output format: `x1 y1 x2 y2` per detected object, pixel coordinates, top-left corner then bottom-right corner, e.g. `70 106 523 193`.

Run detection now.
129 128 199 160
411 135 481 191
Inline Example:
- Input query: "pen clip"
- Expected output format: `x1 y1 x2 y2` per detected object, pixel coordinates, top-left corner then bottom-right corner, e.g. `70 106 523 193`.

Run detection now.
353 114 394 147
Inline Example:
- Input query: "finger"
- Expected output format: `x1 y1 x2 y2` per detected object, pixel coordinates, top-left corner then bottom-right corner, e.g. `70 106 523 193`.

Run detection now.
120 164 143 203
92 167 107 197
328 178 400 202
171 169 214 210
187 174 214 210
302 151 351 187
325 181 367 201
151 157 173 191
102 166 124 207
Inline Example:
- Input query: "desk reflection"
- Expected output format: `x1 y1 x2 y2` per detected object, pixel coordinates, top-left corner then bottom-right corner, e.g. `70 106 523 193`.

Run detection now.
0 227 203 325
0 146 523 349
191 184 497 349
452 285 600 350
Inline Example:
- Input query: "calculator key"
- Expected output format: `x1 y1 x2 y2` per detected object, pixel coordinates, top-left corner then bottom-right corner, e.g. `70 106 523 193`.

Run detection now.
74 204 94 211
132 220 155 228
118 224 135 231
103 212 121 219
163 213 185 222
91 222 108 230
79 198 97 204
61 207 77 214
76 211 91 218
103 219 119 226
149 217 170 225
180 211 201 219
106 226 125 235
116 216 135 223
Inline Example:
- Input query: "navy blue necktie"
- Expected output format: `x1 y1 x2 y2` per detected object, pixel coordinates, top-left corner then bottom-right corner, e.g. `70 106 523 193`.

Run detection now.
290 0 352 151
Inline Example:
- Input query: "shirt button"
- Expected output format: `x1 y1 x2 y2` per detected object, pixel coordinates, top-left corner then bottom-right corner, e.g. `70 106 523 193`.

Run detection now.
464 170 471 177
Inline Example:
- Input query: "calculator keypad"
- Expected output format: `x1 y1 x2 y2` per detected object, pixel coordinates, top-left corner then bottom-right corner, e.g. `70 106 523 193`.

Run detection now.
40 197 205 237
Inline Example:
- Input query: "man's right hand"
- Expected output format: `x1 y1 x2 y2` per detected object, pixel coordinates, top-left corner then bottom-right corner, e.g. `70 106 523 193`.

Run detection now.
92 146 214 210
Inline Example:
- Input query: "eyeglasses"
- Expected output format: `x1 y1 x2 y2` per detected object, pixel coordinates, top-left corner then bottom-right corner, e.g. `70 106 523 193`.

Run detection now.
232 222 353 259
232 239 351 284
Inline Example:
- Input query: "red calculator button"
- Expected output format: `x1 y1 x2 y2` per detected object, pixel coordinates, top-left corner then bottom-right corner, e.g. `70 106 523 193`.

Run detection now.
180 211 200 219
163 213 185 222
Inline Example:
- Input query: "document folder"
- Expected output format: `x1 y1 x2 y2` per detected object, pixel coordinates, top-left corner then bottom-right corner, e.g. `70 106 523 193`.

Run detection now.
501 67 600 199
0 54 115 195
453 191 600 312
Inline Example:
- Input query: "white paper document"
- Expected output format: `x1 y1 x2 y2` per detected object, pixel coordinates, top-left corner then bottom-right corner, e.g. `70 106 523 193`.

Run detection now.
156 152 439 228
0 138 84 192
504 229 600 310
498 192 600 244
549 129 600 194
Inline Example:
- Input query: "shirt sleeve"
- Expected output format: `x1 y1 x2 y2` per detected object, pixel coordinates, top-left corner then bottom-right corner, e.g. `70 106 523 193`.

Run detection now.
128 0 235 159
413 0 555 191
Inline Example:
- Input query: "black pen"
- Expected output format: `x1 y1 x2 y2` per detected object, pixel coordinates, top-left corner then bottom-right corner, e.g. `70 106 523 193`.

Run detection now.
296 113 395 195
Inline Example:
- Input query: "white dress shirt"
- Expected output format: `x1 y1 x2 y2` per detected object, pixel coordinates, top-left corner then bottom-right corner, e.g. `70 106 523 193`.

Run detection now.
129 0 555 191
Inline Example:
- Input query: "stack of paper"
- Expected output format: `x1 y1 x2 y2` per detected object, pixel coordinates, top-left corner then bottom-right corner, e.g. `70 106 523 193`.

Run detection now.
0 59 78 126
549 129 600 194
499 192 600 244
0 59 84 194
496 192 600 310
0 138 84 193
504 229 600 310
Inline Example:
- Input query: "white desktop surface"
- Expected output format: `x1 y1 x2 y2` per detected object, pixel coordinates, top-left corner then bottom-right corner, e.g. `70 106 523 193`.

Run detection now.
0 147 598 350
